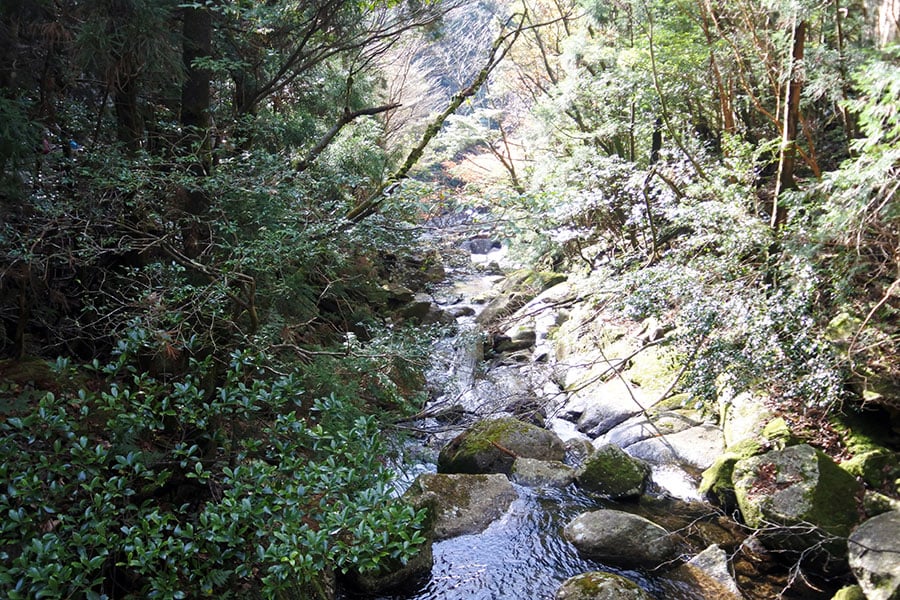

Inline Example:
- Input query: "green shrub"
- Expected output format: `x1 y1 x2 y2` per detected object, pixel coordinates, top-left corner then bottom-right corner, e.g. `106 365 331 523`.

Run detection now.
0 335 428 599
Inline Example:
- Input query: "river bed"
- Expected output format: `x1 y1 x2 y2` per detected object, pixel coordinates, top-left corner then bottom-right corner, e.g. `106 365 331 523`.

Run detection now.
339 237 841 600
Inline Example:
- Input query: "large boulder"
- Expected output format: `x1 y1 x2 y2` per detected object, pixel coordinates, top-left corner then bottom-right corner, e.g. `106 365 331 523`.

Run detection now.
556 572 653 600
732 444 864 558
699 418 794 508
624 424 725 470
601 410 699 448
573 378 647 437
381 282 416 307
575 444 651 499
461 236 500 255
719 389 776 447
841 448 899 491
563 509 678 568
848 510 900 600
699 438 764 509
491 324 537 353
438 417 566 475
399 293 453 324
404 473 517 540
476 270 567 326
835 416 900 492
511 457 576 488
864 490 900 517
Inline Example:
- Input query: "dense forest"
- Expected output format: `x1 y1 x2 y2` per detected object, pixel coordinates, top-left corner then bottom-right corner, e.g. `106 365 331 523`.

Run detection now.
0 0 898 598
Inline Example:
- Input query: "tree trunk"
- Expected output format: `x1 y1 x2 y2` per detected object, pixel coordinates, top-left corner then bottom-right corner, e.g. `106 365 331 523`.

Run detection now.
878 0 900 46
650 117 663 165
181 4 212 175
114 73 143 152
179 4 212 260
345 15 527 223
834 0 856 146
772 19 806 230
697 0 734 137
14 278 29 360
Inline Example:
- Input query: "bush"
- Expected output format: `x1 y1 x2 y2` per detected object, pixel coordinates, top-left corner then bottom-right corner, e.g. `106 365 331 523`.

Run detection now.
0 334 428 599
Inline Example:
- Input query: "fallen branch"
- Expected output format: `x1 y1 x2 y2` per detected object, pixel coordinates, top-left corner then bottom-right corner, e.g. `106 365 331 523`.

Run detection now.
491 440 519 458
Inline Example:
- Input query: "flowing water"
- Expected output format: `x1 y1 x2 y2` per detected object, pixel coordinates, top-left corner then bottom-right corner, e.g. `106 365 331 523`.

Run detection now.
357 486 662 600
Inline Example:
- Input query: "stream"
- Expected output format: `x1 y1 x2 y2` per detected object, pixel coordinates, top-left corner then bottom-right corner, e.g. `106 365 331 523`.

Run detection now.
338 228 834 600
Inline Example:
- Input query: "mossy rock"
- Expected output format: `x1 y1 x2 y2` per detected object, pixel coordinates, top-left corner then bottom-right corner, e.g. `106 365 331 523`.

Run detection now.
646 392 694 416
831 585 866 600
664 545 743 600
848 511 900 600
841 449 899 491
475 270 566 326
403 473 517 540
623 344 679 396
555 571 653 600
699 437 764 507
563 509 678 568
720 390 775 447
512 457 576 488
437 417 566 475
832 413 900 491
761 417 796 448
863 490 900 517
826 312 862 344
552 310 627 363
699 417 795 508
732 444 864 559
575 444 651 499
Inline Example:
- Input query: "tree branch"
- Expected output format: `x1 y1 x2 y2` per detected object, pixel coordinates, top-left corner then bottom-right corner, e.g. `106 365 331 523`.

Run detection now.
345 13 529 223
294 102 401 173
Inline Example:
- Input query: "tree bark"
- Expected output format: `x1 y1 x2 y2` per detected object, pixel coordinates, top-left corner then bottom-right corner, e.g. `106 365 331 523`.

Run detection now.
644 4 708 179
834 0 856 146
650 117 663 165
878 0 900 47
179 4 213 262
772 19 806 230
114 73 143 152
181 4 213 175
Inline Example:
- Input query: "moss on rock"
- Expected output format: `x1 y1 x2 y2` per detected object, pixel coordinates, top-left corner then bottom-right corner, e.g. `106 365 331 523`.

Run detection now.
831 414 900 492
512 457 576 488
831 585 867 600
563 509 678 568
732 444 864 558
475 270 567 326
437 417 566 475
556 571 653 600
646 392 693 416
575 444 651 499
842 450 899 491
863 490 900 517
404 473 517 540
699 417 796 508
699 437 764 507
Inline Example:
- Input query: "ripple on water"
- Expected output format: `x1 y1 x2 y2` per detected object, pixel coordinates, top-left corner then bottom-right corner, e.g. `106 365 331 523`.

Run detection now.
346 485 658 600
